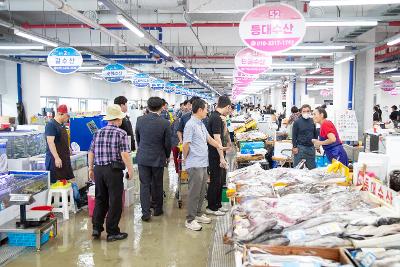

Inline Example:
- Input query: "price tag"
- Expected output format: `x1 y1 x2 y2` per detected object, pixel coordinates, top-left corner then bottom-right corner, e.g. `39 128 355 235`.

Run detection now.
360 252 376 267
317 223 342 236
285 230 306 242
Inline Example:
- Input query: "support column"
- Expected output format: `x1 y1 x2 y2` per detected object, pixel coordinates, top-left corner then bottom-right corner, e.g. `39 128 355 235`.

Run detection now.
271 87 282 110
354 29 375 137
333 58 351 116
21 64 41 122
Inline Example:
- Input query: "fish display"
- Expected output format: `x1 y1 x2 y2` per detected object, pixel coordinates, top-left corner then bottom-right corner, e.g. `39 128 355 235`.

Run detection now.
350 249 400 267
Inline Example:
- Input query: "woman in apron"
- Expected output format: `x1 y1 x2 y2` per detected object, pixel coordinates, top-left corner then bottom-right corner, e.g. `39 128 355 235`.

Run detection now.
312 107 349 166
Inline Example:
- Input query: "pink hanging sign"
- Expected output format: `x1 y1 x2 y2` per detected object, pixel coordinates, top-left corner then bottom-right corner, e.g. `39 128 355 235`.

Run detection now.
235 47 272 75
239 3 306 54
381 79 395 92
233 70 258 86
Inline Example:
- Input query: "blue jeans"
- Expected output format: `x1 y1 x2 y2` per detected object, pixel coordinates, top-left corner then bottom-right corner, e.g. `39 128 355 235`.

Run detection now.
294 145 316 169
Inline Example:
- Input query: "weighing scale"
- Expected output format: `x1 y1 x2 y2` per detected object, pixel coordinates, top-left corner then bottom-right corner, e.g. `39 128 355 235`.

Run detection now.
9 194 51 228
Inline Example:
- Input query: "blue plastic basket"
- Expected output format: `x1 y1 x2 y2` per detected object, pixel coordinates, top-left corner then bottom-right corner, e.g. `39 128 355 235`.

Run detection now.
316 155 329 168
7 230 50 247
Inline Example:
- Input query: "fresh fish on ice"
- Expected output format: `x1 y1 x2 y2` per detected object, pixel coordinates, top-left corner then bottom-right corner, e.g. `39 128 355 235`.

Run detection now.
304 236 352 248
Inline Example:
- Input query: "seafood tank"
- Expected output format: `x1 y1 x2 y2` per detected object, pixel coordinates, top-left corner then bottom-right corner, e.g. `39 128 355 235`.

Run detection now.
0 171 49 211
0 130 46 159
29 151 88 171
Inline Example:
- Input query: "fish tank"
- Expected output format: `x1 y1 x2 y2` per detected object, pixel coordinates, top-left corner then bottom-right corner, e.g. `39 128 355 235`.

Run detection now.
0 131 46 159
0 171 49 211
29 151 88 171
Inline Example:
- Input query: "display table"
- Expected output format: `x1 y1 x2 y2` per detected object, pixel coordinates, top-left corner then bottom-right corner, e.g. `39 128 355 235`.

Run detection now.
0 218 57 251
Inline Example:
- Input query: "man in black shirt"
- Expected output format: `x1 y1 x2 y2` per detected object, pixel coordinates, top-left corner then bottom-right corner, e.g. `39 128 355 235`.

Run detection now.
292 104 317 169
390 105 400 128
114 96 136 151
205 95 230 216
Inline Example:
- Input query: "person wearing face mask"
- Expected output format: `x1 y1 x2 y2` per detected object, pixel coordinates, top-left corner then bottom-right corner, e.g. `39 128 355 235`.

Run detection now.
292 104 318 169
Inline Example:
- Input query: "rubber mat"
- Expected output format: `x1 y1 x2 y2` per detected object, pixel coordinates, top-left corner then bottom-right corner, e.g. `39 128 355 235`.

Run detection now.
208 213 235 267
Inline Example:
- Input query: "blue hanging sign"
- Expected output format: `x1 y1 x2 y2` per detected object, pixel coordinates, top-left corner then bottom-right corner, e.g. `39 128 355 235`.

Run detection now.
150 78 165 90
164 83 175 94
47 47 83 75
175 86 183 95
102 63 127 83
132 73 150 88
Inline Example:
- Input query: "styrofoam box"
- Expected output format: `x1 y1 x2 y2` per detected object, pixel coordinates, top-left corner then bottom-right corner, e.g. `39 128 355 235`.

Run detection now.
124 186 135 208
74 167 88 189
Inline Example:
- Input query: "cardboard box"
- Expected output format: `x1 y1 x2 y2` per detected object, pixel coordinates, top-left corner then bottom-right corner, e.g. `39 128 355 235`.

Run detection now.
241 245 353 266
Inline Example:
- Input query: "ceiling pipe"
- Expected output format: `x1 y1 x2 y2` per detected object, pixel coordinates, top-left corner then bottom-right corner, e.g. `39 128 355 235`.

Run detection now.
45 0 144 52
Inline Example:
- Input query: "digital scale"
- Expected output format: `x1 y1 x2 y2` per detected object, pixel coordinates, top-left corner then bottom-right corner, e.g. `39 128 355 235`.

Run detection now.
9 194 51 228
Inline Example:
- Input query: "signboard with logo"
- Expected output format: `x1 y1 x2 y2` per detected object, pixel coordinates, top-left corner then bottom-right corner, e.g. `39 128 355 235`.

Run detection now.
235 47 272 75
132 73 150 88
239 3 306 54
47 47 83 74
164 82 175 93
150 78 165 90
233 70 258 86
102 63 127 83
175 86 183 95
381 79 395 92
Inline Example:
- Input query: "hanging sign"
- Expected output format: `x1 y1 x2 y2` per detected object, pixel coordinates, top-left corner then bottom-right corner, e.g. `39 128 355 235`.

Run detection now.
102 63 127 83
381 79 395 92
175 86 183 95
164 82 175 93
233 70 258 86
132 73 150 88
320 89 333 97
235 47 272 75
239 3 306 54
150 78 165 90
47 47 83 75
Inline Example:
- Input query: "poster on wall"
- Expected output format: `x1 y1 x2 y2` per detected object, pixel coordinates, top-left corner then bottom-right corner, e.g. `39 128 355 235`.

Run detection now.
150 78 165 90
239 3 306 54
335 110 359 141
132 73 150 88
234 47 272 75
102 63 127 83
47 47 83 75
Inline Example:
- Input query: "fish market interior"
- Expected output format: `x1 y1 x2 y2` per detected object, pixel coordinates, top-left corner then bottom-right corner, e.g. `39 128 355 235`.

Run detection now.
1 0 400 266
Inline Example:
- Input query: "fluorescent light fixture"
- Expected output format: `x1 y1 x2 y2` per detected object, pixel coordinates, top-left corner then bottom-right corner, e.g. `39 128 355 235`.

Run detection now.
309 68 321 74
264 72 296 76
380 67 398 74
187 69 194 75
271 62 314 66
117 15 144 38
335 55 355 65
175 60 184 68
306 21 378 27
374 80 383 84
309 0 400 6
0 45 44 50
155 45 170 57
392 75 400 78
91 76 103 80
222 76 233 78
276 52 333 56
387 34 400 46
294 45 346 50
14 29 58 47
79 66 105 70
300 75 333 79
270 66 307 69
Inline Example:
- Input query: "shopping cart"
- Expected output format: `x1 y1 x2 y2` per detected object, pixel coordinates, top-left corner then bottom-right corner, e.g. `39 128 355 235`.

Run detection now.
175 152 188 208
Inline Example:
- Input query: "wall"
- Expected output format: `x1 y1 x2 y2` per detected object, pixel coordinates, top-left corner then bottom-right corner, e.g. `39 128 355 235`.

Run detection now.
0 61 18 117
376 89 400 122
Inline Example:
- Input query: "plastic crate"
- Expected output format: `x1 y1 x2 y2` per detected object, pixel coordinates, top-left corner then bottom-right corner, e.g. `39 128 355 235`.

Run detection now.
7 230 50 247
316 155 329 167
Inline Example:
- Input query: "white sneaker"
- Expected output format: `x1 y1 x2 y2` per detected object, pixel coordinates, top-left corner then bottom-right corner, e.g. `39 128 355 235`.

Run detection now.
219 207 230 213
185 220 202 231
205 208 225 216
195 214 212 224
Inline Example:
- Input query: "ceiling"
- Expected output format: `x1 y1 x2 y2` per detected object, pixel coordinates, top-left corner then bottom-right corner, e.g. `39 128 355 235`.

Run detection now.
0 0 399 97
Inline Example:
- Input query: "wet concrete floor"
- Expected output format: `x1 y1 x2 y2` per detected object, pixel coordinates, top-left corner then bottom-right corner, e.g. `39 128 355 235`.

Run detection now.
6 169 216 267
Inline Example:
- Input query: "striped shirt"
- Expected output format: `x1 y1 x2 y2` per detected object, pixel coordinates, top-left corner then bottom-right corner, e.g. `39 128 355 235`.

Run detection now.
89 125 130 166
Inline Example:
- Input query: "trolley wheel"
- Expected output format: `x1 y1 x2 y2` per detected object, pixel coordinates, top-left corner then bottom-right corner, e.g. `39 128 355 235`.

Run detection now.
178 201 182 209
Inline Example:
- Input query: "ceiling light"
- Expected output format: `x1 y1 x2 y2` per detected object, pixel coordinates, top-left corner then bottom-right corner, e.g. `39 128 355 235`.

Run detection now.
387 34 400 46
14 29 58 47
335 55 355 65
294 45 346 50
91 76 103 80
374 80 383 84
0 45 44 50
79 66 105 70
270 66 307 69
380 67 398 74
117 15 144 38
276 52 333 56
309 68 321 74
264 72 296 76
222 76 233 79
392 75 400 78
306 21 378 27
155 45 170 57
300 75 333 79
271 62 314 66
175 60 184 68
309 0 400 6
